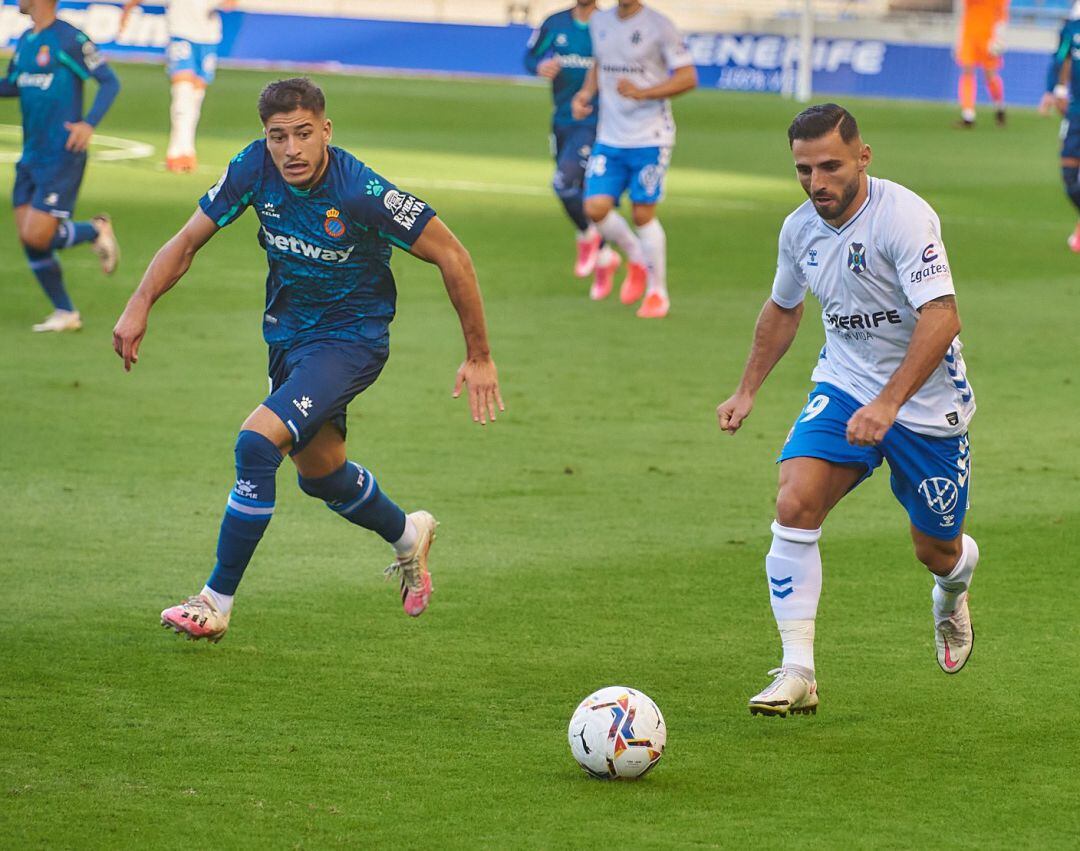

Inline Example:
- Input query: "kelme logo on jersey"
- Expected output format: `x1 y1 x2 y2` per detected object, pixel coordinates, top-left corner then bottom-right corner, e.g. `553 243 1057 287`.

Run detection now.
847 243 867 274
261 226 355 264
383 190 427 231
36 45 50 67
323 208 345 238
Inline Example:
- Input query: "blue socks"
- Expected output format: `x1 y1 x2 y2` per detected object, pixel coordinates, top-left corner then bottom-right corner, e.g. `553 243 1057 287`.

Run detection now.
51 220 98 250
206 430 283 596
298 461 406 543
24 246 74 312
1063 166 1080 214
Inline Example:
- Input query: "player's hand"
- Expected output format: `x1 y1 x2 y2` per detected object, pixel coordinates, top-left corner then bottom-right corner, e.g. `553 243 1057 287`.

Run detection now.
453 355 504 425
113 302 149 372
617 78 646 100
717 392 754 435
537 58 560 79
846 398 898 446
64 121 94 152
571 92 594 120
1039 92 1056 116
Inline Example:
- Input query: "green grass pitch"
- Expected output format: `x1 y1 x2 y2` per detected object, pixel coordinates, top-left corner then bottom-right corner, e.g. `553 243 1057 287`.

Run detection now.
1 62 1078 848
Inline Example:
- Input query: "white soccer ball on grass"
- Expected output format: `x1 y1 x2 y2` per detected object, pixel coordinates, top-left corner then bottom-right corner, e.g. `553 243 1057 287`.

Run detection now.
567 686 666 779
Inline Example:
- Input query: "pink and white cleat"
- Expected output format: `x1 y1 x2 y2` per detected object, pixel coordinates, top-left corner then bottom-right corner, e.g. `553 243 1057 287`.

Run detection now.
636 290 670 319
589 247 621 301
574 230 602 277
619 262 648 305
1068 222 1080 253
160 594 230 643
385 511 438 617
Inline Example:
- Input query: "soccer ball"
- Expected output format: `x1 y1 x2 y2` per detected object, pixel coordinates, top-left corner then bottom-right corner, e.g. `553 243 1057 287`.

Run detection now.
567 686 666 780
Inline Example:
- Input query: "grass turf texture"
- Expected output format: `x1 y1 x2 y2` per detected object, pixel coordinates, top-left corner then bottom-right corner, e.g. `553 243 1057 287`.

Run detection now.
1 63 1078 848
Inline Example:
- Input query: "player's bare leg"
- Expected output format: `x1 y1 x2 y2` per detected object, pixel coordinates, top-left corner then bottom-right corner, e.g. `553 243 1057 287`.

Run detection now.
983 67 1006 127
585 195 647 305
632 203 669 318
749 458 864 717
913 526 978 674
1060 157 1080 251
956 64 977 128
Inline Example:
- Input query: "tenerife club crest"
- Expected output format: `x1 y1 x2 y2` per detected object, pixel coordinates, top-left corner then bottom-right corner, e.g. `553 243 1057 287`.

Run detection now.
848 242 867 274
323 207 345 238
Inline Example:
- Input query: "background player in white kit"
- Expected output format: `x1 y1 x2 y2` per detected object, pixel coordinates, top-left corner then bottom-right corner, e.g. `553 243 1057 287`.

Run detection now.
717 105 980 717
571 0 696 319
121 0 236 173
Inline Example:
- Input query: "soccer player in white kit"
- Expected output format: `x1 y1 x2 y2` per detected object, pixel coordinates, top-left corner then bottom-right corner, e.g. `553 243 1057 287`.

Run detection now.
570 0 696 319
716 105 980 716
120 0 236 172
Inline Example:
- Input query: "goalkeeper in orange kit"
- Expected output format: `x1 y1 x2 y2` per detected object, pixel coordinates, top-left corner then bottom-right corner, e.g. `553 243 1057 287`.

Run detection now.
955 0 1009 128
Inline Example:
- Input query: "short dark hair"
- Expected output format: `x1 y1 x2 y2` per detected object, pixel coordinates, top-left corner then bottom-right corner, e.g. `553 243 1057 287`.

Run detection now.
787 103 859 147
257 78 326 123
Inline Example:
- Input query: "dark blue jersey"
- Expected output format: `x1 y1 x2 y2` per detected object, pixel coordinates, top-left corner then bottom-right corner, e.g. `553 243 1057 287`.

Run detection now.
1048 17 1080 118
524 8 596 129
1 20 120 163
199 141 437 351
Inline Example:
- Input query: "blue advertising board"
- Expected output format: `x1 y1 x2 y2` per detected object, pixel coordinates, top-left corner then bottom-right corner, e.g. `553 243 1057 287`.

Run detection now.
0 1 1057 106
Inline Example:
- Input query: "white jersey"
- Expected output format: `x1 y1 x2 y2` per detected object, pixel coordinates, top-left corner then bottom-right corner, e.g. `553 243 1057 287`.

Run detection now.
772 177 975 438
589 6 693 148
167 0 223 46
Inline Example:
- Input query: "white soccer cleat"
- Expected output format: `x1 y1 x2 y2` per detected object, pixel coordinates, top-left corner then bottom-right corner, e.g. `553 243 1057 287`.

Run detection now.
935 595 974 674
160 594 231 643
32 309 82 333
385 510 438 617
748 666 819 717
90 214 120 275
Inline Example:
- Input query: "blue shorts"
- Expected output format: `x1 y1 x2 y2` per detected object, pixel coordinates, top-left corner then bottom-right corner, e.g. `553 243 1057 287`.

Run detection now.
584 143 671 205
1061 117 1080 159
166 38 218 84
779 383 972 540
550 124 595 199
12 155 87 218
263 339 388 454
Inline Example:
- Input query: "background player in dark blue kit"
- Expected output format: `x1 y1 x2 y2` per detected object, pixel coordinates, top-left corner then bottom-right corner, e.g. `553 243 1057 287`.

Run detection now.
1041 3 1080 252
112 78 504 643
525 0 621 298
0 0 120 333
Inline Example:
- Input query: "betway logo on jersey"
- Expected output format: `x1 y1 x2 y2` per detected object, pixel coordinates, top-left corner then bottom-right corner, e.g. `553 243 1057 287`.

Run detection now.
557 54 594 70
826 309 901 330
16 72 53 90
261 226 355 264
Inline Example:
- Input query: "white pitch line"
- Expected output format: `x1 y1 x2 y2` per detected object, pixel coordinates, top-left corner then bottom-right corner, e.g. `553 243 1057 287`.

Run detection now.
0 124 155 163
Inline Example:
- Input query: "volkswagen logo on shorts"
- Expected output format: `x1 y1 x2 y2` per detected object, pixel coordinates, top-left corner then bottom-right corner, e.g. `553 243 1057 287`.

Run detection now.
918 477 959 515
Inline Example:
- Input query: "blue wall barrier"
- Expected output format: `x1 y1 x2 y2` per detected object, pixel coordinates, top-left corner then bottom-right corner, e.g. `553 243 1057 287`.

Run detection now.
0 1 1057 106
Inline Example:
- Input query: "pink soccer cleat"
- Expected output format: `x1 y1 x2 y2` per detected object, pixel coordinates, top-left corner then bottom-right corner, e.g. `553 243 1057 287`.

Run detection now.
1068 223 1080 253
575 230 602 277
636 291 670 319
160 594 230 643
385 511 438 617
589 247 621 301
619 262 648 305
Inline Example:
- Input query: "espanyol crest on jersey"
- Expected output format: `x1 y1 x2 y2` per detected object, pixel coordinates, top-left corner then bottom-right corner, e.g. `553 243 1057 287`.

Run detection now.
848 242 867 274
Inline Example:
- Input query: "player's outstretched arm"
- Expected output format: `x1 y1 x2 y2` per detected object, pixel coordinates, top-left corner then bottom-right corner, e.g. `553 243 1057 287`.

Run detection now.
846 296 962 446
717 298 803 435
113 209 220 371
407 216 504 425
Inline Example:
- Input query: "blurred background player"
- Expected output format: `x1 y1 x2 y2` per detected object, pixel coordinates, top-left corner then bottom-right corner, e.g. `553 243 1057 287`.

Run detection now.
572 0 697 319
524 0 621 299
120 0 237 173
112 78 503 643
0 0 121 333
717 105 979 716
955 0 1009 128
1040 1 1080 251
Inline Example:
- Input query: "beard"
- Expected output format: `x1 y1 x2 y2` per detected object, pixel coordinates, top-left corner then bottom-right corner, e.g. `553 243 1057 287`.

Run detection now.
811 175 861 220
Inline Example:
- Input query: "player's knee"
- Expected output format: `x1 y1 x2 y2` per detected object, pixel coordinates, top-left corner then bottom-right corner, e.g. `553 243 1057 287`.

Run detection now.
584 197 611 222
774 488 825 530
913 535 961 574
632 207 656 227
18 226 52 254
234 429 284 471
297 462 362 503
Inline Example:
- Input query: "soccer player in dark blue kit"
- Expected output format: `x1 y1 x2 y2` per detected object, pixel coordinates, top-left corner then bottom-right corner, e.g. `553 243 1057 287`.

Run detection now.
1041 3 1080 252
525 0 621 298
113 78 504 642
1 0 120 332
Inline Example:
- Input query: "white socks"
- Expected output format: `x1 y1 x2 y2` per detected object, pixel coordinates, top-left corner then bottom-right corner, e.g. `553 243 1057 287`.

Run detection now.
392 516 419 557
596 211 645 266
168 80 206 159
766 521 823 673
932 534 979 619
201 584 233 615
635 218 667 296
